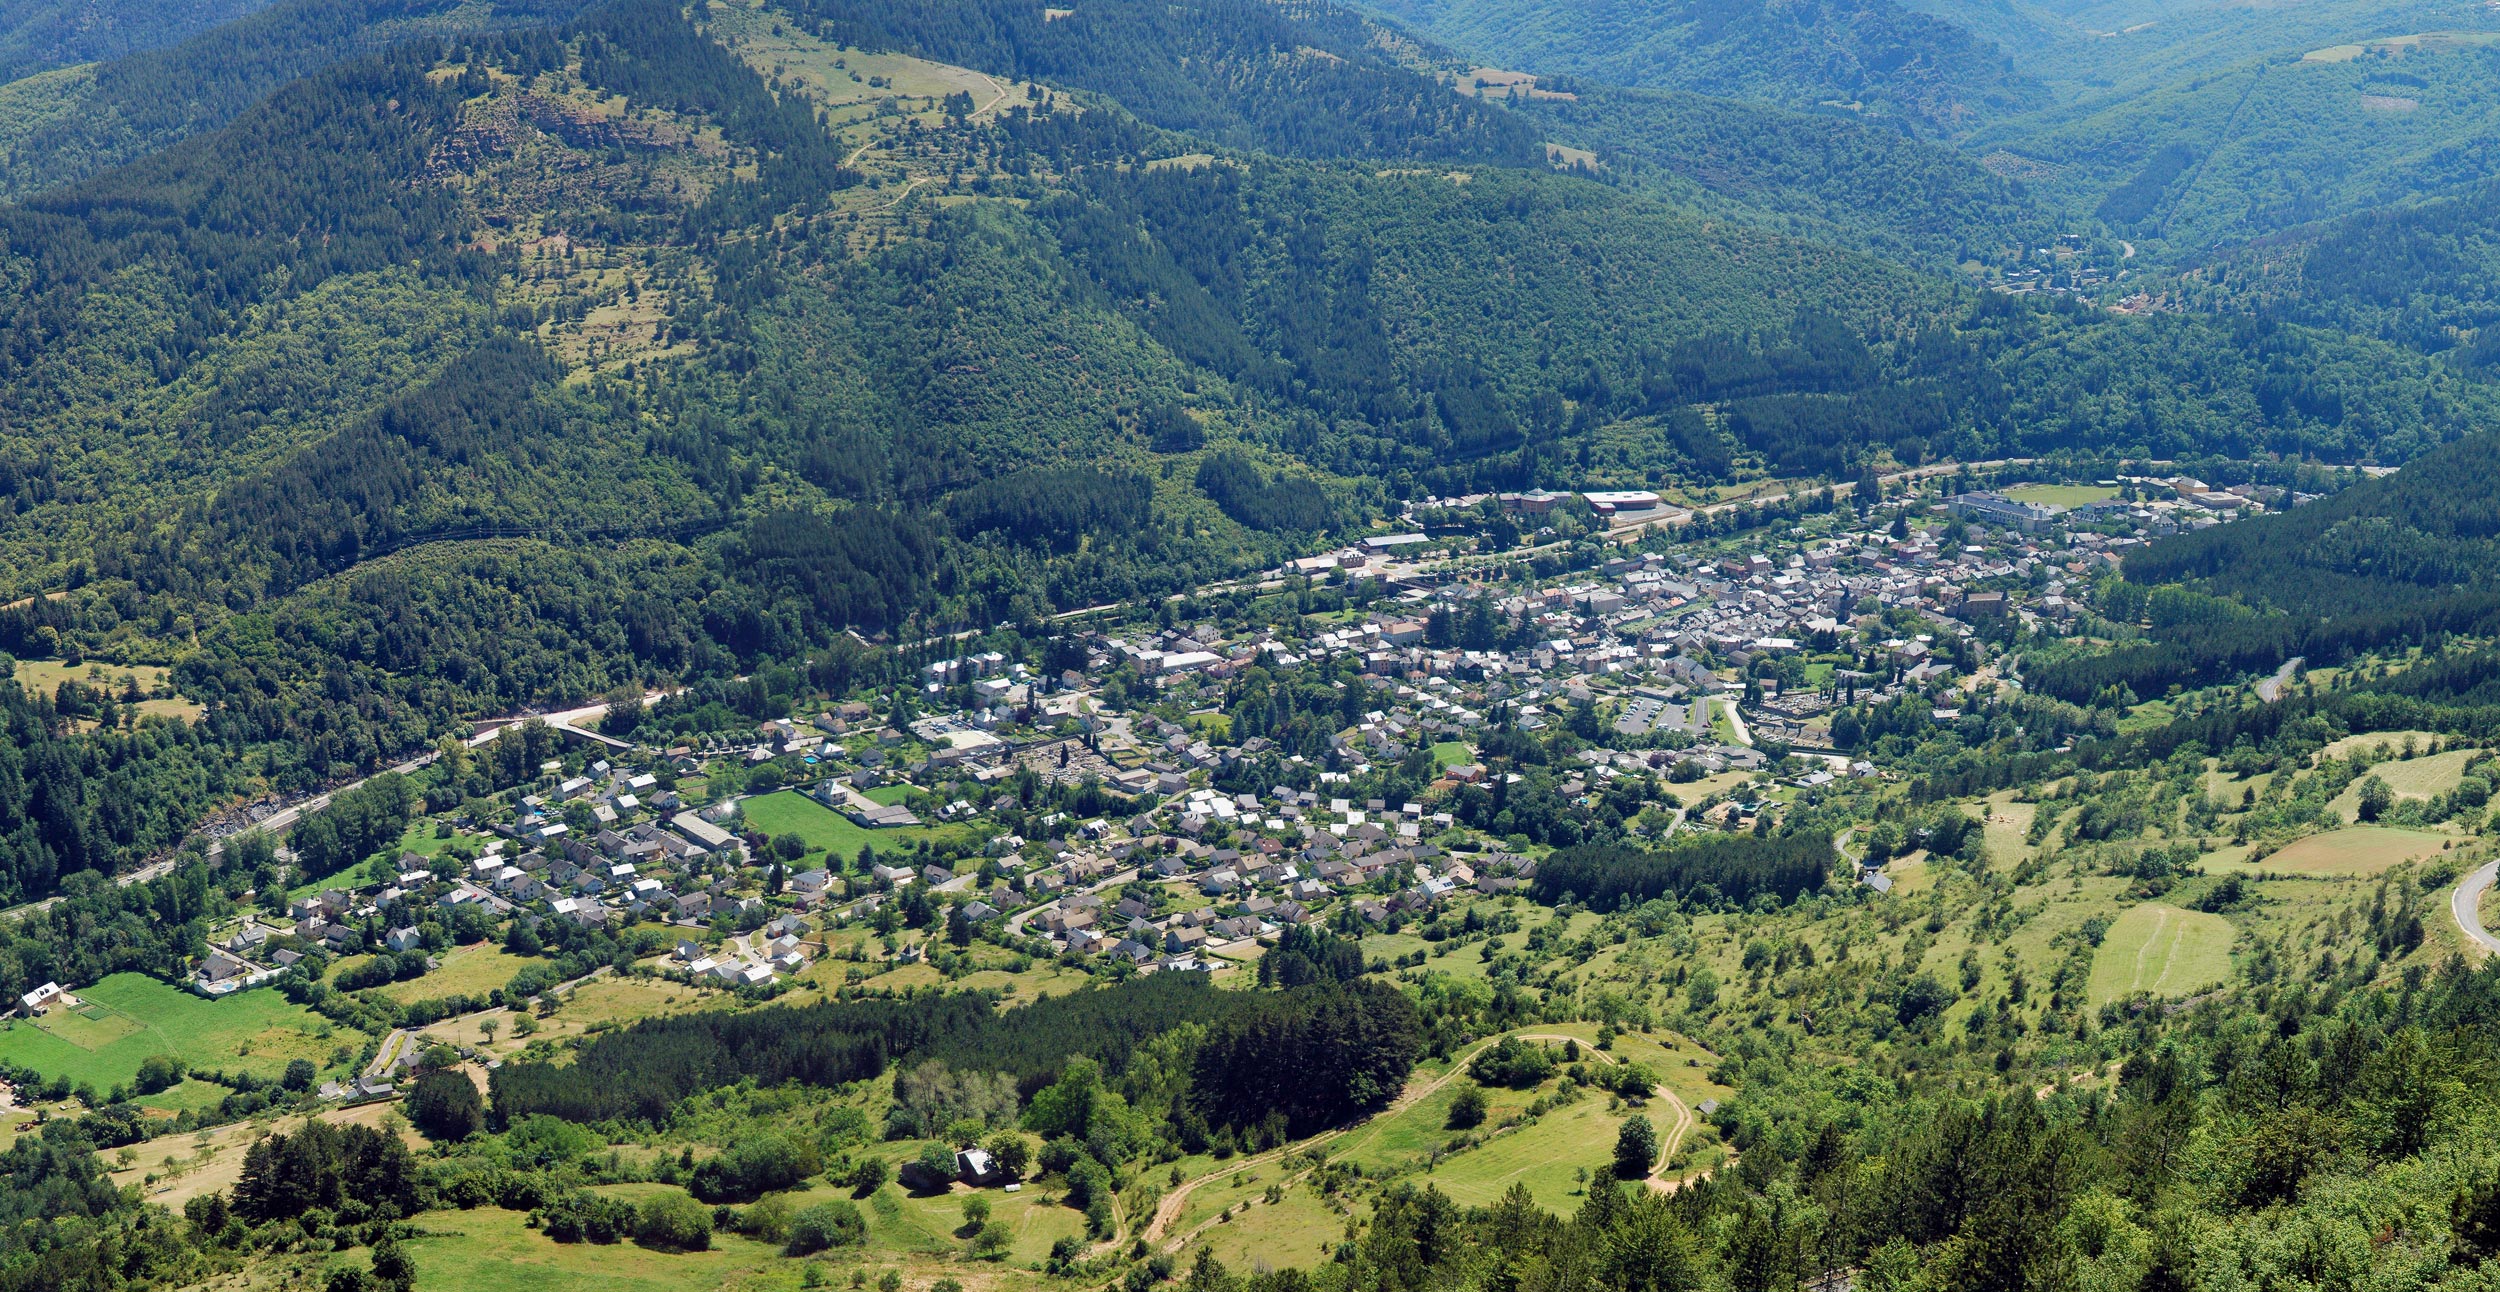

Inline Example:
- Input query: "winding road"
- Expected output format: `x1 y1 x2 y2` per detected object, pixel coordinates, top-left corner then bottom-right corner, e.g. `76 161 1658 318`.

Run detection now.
2452 859 2500 956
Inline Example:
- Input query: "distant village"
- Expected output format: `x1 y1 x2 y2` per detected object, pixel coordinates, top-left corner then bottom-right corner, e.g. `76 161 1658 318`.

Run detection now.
102 469 2298 1096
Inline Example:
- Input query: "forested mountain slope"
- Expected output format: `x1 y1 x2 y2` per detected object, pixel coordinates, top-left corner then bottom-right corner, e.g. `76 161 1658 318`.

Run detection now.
2023 429 2500 705
1521 84 2049 268
1358 0 2044 135
2190 178 2500 364
1974 40 2500 250
2129 430 2500 617
0 0 592 200
0 0 263 84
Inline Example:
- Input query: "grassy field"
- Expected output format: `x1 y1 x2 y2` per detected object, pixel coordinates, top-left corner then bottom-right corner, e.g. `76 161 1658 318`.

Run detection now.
11 659 202 723
0 973 358 1091
1430 741 1473 770
1190 1182 1353 1273
2088 904 2234 1005
376 943 555 1005
2002 483 2116 508
134 1077 238 1116
2320 730 2450 762
403 1204 788 1292
2236 827 2452 877
1421 1090 1625 1213
2372 748 2486 799
737 790 964 861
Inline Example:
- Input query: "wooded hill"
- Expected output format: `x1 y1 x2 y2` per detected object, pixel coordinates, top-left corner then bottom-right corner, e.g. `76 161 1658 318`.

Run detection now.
1360 0 2043 136
0 0 596 200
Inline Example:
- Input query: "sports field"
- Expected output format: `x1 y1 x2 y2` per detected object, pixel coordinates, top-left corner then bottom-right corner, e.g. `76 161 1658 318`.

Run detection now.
2002 483 2116 508
2088 904 2233 1005
0 973 356 1090
736 790 964 861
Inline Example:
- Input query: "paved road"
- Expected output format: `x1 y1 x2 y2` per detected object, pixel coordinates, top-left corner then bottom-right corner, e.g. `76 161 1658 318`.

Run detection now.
2256 657 2304 703
1001 866 1139 940
2453 860 2500 956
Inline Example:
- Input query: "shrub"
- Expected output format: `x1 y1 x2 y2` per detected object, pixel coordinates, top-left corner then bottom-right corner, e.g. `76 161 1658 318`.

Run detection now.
691 1135 823 1203
786 1200 868 1255
133 1054 186 1096
539 1191 638 1243
845 1156 890 1194
634 1193 714 1251
1468 1036 1555 1089
1447 1086 1487 1129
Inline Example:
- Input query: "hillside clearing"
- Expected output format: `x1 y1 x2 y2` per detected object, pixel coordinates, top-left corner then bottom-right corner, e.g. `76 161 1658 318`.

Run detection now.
2243 826 2451 877
2088 904 2234 1005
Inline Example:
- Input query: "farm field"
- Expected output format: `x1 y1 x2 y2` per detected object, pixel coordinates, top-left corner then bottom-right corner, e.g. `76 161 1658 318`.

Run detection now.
2088 904 2235 1005
0 973 358 1091
2229 826 2452 877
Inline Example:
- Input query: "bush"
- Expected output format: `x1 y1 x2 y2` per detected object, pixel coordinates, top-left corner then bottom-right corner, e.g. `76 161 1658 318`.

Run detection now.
540 1191 638 1244
1468 1036 1555 1089
845 1156 890 1194
691 1135 823 1203
133 1054 186 1096
407 1070 486 1141
1446 1086 1487 1129
634 1193 714 1251
786 1199 867 1254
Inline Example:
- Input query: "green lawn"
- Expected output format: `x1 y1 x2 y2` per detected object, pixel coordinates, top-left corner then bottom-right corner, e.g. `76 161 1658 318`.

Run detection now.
860 785 913 807
2088 904 2234 1006
0 973 359 1091
1430 741 1473 770
736 790 966 862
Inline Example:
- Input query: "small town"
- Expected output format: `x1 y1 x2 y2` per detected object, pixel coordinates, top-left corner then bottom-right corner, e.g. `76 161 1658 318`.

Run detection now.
11 466 2302 1115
